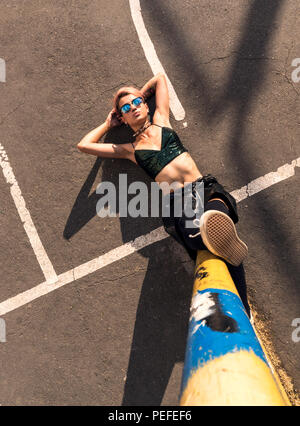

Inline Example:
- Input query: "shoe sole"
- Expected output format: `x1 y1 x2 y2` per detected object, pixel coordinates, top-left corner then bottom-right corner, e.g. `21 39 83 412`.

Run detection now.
199 210 248 266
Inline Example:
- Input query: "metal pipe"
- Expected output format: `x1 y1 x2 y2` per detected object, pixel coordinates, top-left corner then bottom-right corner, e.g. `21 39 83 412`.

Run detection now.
179 250 290 406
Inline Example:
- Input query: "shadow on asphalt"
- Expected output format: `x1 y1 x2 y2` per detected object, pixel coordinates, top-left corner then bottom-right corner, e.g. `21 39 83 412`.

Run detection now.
63 157 102 240
63 0 299 405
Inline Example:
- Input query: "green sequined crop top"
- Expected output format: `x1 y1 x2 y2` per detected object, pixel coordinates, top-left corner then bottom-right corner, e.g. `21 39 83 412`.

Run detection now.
132 124 188 180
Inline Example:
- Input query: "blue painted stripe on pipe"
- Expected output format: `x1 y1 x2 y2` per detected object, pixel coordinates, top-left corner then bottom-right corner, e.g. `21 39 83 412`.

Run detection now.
181 288 268 394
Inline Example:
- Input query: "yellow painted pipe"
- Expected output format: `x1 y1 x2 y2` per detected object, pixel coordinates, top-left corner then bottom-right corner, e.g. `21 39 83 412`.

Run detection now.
179 250 290 406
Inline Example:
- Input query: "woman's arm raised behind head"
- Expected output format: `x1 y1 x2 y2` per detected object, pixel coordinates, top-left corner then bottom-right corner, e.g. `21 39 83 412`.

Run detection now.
141 73 170 125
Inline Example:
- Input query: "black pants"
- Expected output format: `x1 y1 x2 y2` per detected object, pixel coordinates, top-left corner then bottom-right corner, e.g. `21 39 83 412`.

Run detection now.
161 175 238 262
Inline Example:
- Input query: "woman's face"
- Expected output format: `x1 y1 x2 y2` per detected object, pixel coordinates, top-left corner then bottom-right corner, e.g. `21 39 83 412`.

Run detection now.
119 93 149 128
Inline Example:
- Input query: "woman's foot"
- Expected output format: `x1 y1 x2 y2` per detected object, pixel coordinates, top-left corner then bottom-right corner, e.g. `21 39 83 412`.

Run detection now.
199 210 248 266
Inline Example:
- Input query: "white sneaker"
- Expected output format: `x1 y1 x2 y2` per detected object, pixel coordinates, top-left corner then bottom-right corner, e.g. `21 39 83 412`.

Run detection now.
199 210 248 266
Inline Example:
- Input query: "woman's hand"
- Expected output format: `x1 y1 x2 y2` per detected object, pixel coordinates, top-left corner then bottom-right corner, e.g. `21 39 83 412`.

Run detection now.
105 109 123 129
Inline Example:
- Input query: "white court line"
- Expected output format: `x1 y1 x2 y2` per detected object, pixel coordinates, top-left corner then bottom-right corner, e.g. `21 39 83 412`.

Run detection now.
231 157 300 202
0 157 299 316
0 58 5 83
0 144 58 284
129 0 185 121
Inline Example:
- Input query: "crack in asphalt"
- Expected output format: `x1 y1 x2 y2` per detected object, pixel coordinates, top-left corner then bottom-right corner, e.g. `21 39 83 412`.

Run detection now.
199 51 281 66
0 102 25 128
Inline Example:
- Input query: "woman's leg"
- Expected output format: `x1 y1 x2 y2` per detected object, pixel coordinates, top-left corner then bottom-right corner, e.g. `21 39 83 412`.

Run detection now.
175 179 248 266
206 197 230 214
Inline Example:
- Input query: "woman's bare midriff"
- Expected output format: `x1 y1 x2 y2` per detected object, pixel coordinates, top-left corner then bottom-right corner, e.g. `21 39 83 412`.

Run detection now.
154 152 203 195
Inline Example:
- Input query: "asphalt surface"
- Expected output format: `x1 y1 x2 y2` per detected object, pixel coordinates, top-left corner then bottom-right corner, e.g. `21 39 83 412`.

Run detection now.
0 0 299 405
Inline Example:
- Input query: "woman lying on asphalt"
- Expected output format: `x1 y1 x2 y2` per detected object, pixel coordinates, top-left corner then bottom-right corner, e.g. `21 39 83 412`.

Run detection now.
77 73 248 265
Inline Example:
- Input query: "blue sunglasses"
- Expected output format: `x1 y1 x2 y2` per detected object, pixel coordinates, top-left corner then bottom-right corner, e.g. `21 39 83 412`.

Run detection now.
120 97 143 114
